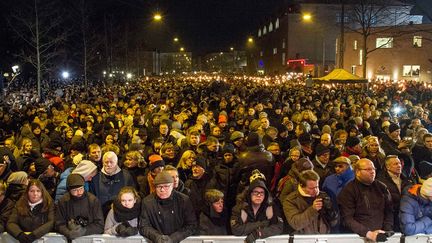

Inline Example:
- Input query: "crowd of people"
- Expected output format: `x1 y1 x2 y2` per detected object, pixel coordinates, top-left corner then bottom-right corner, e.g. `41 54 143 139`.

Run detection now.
1 75 432 243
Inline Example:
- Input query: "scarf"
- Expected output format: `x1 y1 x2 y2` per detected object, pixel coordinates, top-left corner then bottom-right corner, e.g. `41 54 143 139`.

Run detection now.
28 199 43 210
113 199 140 222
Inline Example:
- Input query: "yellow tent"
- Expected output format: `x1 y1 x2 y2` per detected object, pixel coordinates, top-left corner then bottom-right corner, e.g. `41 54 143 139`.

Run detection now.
313 69 368 84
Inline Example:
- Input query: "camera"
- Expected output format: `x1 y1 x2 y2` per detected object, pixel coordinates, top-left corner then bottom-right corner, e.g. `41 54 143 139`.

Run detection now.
317 192 332 210
74 216 89 227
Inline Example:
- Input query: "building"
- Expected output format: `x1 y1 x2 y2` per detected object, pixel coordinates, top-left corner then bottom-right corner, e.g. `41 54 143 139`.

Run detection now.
342 24 432 82
202 51 247 73
160 52 192 74
254 0 422 76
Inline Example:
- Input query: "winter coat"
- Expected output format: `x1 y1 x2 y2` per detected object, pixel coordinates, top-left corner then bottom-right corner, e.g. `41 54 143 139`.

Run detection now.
104 199 140 236
199 206 229 235
55 192 104 239
55 167 90 202
0 199 14 233
337 179 394 236
7 201 55 239
322 167 355 207
236 145 274 189
185 173 214 219
400 184 432 235
139 191 197 243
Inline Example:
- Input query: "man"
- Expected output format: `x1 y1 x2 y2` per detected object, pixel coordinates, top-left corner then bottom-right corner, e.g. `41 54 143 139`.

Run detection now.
381 123 409 156
56 174 104 240
87 144 102 169
412 133 432 176
400 178 432 235
341 136 362 157
320 133 340 160
312 144 332 186
139 171 197 243
164 165 190 195
337 158 394 242
377 155 412 232
322 156 354 207
283 170 338 234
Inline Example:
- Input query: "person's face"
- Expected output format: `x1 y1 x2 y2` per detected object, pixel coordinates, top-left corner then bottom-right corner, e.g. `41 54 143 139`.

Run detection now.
4 140 14 151
159 124 169 135
124 155 138 168
352 144 362 154
320 134 331 147
260 118 270 129
103 156 118 174
212 198 224 213
166 170 180 188
28 185 42 203
267 145 280 156
105 135 114 145
302 180 320 197
248 108 255 116
290 150 301 161
84 169 97 182
287 122 294 131
89 147 102 162
250 187 265 206
164 148 175 158
212 127 222 136
425 137 432 150
66 130 74 139
207 142 219 152
155 183 173 199
186 155 195 167
190 135 200 146
33 127 41 135
44 165 56 177
192 165 205 178
386 157 402 175
318 152 330 164
335 163 349 175
295 125 303 137
224 153 234 163
339 133 348 145
70 186 85 198
368 138 380 153
24 142 33 152
233 138 244 148
120 192 137 209
389 129 401 141
356 159 376 185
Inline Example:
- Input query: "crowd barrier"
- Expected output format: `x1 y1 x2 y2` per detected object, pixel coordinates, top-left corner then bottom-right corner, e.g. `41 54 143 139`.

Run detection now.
3 232 432 243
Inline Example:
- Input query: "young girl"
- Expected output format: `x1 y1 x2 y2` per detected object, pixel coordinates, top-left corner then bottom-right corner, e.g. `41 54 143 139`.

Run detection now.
104 187 141 237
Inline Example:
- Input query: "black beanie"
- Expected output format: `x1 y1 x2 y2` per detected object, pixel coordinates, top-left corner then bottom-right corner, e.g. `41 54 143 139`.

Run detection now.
346 136 361 147
245 132 262 147
388 123 400 133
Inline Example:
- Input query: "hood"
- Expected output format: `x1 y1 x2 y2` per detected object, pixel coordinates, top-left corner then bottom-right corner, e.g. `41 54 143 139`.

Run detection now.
246 179 271 205
338 166 355 183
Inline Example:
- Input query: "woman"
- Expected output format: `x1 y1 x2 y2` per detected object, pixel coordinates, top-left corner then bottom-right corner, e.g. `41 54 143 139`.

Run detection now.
6 179 54 243
14 138 35 171
104 187 140 237
123 151 147 194
199 189 228 235
176 150 196 182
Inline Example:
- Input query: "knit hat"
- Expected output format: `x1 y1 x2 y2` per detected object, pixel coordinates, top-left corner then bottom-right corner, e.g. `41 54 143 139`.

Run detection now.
148 154 165 171
249 120 261 131
230 131 244 141
381 111 391 118
388 123 400 133
34 158 52 176
333 156 351 165
348 155 360 164
193 156 207 171
154 171 174 185
346 137 361 147
218 112 228 124
204 189 224 203
66 174 85 190
298 133 312 145
7 171 28 185
259 112 268 119
222 144 235 155
421 178 432 197
294 158 314 172
245 132 262 147
47 137 63 150
249 169 266 183
72 160 98 180
31 122 41 131
70 141 86 153
315 144 330 156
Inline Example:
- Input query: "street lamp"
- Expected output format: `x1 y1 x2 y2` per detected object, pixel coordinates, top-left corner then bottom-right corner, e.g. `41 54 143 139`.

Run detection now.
230 47 234 51
173 37 179 42
302 13 312 22
153 13 162 21
180 47 185 52
61 71 70 79
248 37 254 43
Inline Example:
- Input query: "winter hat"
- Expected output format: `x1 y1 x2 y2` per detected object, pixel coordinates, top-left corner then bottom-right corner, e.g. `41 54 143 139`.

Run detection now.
346 137 361 147
66 174 85 190
218 111 228 124
421 178 432 197
259 112 268 119
31 122 41 131
298 133 312 145
70 141 86 153
333 156 351 165
230 131 244 141
34 158 52 176
315 144 330 156
249 169 266 183
294 158 314 172
7 171 28 185
381 121 391 128
322 125 332 134
249 120 261 131
388 123 400 133
72 160 98 180
348 155 360 164
418 161 432 179
154 171 174 185
74 130 84 137
245 132 262 147
204 189 224 203
193 156 207 171
47 137 63 150
222 144 235 155
148 154 165 171
381 111 391 118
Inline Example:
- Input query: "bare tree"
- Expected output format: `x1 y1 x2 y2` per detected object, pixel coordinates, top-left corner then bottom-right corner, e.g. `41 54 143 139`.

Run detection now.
347 0 415 78
7 0 66 97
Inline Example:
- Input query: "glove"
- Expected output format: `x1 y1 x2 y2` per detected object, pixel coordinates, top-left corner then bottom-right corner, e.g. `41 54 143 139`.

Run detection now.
67 219 80 231
116 223 138 237
258 220 270 228
244 230 259 243
68 224 87 240
376 233 388 242
17 233 37 243
156 235 173 243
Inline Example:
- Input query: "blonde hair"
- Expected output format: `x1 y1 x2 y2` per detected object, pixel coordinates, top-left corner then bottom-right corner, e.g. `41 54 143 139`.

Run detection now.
177 150 196 169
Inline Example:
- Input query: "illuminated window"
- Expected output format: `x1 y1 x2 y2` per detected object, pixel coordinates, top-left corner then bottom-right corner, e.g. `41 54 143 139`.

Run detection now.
260 51 263 57
263 26 267 35
258 29 262 37
282 39 286 49
269 22 273 32
403 65 420 76
275 18 279 29
273 48 277 54
359 49 363 65
353 40 358 50
282 52 286 65
351 65 356 74
413 36 422 47
335 38 338 54
376 37 393 48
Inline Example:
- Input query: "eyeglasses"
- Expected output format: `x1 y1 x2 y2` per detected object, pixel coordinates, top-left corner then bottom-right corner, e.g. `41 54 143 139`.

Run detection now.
359 168 376 172
156 184 171 191
251 191 265 197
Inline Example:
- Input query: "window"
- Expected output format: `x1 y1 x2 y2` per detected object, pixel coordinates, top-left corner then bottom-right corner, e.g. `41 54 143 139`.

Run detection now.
260 51 263 57
273 48 277 54
282 52 286 65
359 49 363 65
413 36 422 47
351 65 356 74
263 26 267 35
353 40 358 50
376 37 393 48
335 38 338 54
403 65 420 76
336 13 349 23
269 22 273 32
282 39 286 49
275 18 280 29
258 29 262 37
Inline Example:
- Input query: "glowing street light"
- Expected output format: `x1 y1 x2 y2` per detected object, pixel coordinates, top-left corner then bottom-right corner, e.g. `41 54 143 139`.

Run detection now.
173 37 179 42
230 47 234 51
153 13 162 21
248 37 254 43
180 47 185 52
302 13 312 21
62 71 70 79
126 73 132 79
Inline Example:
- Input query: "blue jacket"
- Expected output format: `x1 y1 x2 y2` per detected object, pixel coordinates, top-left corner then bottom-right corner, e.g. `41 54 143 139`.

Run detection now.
55 167 90 202
400 184 432 235
322 166 354 207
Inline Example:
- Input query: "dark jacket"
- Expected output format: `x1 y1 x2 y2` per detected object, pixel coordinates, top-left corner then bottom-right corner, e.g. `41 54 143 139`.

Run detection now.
400 184 432 235
236 145 274 189
55 192 104 239
337 179 394 236
139 191 197 243
199 206 229 235
7 201 55 239
185 173 214 219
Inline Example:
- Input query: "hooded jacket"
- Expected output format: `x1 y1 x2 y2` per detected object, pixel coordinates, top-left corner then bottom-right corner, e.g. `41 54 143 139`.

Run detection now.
400 184 432 235
322 166 355 207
